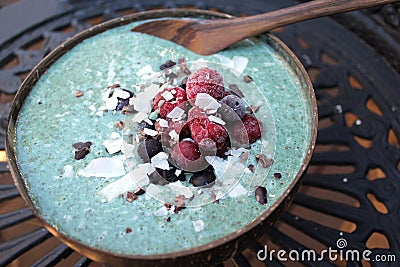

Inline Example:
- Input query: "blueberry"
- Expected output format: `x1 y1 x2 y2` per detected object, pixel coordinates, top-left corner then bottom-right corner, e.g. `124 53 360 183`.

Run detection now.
137 139 162 162
116 98 130 111
219 95 246 121
189 167 216 187
149 167 185 185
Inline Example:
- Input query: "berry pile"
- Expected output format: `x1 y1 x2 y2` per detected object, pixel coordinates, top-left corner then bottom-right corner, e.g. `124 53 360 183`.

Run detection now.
137 65 263 187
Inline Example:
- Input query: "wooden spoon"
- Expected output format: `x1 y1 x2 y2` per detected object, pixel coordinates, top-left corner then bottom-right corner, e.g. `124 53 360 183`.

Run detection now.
131 0 398 55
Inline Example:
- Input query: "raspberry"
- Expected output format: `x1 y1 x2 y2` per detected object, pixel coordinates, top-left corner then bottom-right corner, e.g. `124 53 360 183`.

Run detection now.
189 117 228 149
170 140 207 171
206 122 228 149
230 114 263 146
153 87 187 118
186 67 225 105
189 117 209 145
169 120 191 139
188 107 207 122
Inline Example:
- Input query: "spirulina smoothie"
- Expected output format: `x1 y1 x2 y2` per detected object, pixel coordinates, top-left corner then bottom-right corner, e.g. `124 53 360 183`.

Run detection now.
15 20 313 255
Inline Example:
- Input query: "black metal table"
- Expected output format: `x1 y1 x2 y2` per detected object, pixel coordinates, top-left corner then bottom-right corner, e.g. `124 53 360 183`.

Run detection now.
0 0 399 266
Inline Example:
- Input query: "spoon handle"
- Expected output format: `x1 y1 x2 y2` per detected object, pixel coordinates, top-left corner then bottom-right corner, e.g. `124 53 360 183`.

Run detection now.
213 0 398 35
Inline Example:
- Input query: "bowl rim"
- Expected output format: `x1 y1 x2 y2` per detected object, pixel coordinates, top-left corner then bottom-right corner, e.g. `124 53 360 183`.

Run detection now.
6 8 318 264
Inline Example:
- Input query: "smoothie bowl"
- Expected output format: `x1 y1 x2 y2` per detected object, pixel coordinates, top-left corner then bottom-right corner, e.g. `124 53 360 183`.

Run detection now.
6 9 317 266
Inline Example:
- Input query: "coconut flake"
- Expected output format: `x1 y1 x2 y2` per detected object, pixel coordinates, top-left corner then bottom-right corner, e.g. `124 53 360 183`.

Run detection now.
167 106 185 119
195 93 221 110
100 172 137 201
78 157 125 178
208 115 225 125
233 56 248 74
192 220 205 232
161 91 174 101
137 64 154 76
168 130 179 142
228 183 248 198
110 132 121 139
130 163 153 187
154 206 169 217
168 181 194 199
146 183 165 199
151 152 170 170
113 89 131 99
103 138 123 154
132 111 148 123
143 128 158 137
157 118 169 128
62 165 74 178
131 84 161 113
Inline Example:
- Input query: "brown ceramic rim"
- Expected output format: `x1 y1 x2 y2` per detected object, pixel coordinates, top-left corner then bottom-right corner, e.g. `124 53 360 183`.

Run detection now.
6 9 318 266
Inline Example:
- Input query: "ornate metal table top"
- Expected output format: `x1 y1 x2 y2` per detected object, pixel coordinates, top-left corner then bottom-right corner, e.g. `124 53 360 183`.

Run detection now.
0 0 399 266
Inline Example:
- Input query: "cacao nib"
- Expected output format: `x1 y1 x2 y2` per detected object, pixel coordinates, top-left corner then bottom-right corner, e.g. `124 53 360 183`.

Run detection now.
255 186 267 204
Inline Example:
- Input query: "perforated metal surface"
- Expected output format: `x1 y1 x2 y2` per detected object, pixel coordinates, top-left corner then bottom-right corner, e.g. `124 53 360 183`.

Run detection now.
1 0 399 266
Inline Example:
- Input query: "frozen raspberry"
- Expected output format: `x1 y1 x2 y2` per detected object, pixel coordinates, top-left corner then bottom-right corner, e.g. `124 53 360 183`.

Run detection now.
169 120 191 139
186 67 225 105
188 117 208 142
207 122 228 149
153 87 187 118
198 138 217 156
170 140 207 171
188 107 207 121
230 114 262 146
189 117 228 149
219 94 246 121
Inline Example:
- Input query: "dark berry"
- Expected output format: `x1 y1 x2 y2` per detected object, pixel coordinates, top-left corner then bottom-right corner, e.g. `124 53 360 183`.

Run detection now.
186 67 225 105
189 167 216 187
137 139 163 162
219 94 246 121
148 168 182 185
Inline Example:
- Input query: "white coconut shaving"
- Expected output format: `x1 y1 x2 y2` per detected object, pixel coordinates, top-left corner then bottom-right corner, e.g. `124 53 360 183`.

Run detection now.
137 64 154 76
228 183 248 198
103 138 123 154
131 84 161 113
157 118 169 128
146 183 165 199
62 165 74 178
168 181 194 199
168 130 179 142
192 220 205 232
132 111 148 123
233 56 248 74
161 91 174 101
153 206 169 217
78 157 125 178
167 106 185 119
195 93 221 111
208 115 225 125
142 128 158 137
151 152 170 170
100 172 137 202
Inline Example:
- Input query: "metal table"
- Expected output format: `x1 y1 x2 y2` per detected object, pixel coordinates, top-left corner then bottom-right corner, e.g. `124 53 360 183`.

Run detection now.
0 0 399 266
